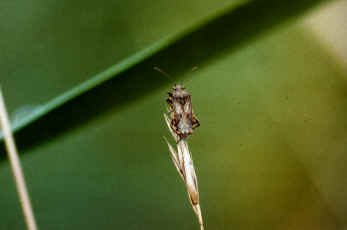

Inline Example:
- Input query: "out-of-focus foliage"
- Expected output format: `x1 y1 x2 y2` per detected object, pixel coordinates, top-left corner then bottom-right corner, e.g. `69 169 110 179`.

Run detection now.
1 0 347 229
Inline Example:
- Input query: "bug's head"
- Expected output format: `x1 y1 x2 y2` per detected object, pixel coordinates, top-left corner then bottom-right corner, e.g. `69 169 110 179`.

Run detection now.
173 84 185 91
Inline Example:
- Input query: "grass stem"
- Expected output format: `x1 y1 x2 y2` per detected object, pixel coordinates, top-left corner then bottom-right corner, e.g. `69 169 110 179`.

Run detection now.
0 89 38 230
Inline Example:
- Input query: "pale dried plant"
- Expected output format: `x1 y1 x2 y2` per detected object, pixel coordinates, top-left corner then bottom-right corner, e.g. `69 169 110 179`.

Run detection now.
0 89 38 230
164 113 204 230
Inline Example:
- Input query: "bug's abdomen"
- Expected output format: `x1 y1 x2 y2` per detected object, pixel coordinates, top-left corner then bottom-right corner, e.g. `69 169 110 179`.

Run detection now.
178 115 193 136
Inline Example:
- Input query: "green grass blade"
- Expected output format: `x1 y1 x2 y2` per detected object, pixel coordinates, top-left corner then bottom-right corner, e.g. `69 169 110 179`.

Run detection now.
0 0 326 147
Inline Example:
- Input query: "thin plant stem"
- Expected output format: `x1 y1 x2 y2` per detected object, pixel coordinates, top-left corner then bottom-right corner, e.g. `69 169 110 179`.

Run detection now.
164 114 204 230
0 89 38 230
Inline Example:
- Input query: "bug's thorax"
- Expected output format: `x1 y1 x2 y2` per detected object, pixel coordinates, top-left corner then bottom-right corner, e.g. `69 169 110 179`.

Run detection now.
173 84 190 102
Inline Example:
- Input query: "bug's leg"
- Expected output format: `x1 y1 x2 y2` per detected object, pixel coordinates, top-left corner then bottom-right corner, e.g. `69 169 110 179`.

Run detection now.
175 131 184 143
166 91 174 105
167 109 174 119
171 117 179 129
166 97 173 105
171 117 181 133
192 116 200 129
165 97 174 117
170 120 182 143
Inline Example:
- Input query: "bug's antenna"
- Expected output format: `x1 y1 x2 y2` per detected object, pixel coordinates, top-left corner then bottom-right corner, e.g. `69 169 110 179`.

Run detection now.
180 66 199 86
154 66 173 80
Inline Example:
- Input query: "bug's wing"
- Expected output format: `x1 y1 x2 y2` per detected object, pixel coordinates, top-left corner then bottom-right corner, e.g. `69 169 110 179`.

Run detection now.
173 99 184 115
183 95 192 115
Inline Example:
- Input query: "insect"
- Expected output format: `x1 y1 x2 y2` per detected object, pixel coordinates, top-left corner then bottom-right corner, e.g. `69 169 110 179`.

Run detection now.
166 84 200 141
154 67 200 141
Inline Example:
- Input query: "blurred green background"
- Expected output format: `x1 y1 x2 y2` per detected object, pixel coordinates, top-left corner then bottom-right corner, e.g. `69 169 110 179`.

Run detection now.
1 0 347 229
